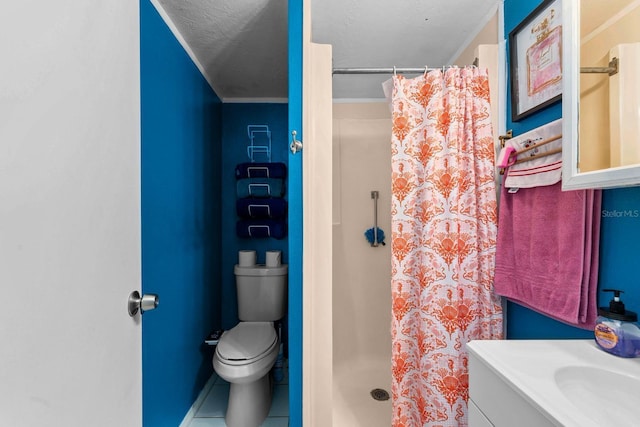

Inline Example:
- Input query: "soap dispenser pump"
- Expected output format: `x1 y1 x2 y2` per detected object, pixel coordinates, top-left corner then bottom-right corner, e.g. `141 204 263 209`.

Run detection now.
594 289 640 358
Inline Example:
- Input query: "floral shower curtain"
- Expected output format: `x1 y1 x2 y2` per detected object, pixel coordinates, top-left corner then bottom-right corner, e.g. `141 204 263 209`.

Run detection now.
390 67 503 426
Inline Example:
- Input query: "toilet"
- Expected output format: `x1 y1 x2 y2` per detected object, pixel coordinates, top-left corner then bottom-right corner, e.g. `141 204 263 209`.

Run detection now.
213 263 287 427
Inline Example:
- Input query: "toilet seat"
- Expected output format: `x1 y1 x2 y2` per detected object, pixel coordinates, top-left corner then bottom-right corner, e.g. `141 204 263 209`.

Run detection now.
216 322 277 365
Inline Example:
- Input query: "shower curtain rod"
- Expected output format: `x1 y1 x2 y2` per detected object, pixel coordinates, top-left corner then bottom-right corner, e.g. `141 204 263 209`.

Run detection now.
332 66 463 75
334 59 619 76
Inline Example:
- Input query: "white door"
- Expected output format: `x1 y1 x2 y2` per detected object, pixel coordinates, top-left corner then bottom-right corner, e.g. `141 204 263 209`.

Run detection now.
0 1 142 426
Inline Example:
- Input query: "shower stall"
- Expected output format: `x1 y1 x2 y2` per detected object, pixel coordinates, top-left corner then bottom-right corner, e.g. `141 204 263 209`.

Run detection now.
332 102 393 427
325 49 501 427
301 22 501 424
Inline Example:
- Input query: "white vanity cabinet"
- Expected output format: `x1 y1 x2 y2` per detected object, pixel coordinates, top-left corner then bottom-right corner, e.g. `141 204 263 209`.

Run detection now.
468 343 558 427
468 399 494 427
466 340 640 427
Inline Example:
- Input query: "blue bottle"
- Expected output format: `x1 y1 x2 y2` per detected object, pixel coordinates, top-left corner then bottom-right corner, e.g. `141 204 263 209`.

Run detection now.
594 289 640 358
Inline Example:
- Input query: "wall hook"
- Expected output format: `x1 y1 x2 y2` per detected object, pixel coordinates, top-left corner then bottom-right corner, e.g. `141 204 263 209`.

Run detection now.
290 130 303 154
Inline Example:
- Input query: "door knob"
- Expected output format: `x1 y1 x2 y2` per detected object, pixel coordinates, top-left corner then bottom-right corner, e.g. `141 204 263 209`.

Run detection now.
128 291 159 317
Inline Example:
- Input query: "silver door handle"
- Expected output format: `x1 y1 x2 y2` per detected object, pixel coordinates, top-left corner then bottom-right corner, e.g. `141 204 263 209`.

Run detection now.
128 291 159 316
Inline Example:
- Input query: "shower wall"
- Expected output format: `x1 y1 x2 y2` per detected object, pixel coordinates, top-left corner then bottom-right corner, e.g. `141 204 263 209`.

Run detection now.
332 102 393 426
332 102 392 366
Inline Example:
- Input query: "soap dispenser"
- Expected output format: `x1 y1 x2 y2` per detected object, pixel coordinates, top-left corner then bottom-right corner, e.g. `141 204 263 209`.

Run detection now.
594 289 640 358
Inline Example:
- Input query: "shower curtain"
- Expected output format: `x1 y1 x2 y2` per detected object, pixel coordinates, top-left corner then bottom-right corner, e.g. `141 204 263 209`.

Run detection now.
390 68 503 427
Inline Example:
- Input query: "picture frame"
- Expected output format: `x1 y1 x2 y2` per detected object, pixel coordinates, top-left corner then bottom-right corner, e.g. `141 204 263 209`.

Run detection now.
509 0 562 121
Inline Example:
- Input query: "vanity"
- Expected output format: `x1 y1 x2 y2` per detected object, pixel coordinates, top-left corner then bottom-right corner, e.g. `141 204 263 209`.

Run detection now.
467 340 640 427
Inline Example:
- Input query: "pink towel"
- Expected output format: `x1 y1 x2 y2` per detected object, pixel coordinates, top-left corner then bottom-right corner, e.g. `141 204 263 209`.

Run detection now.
504 118 563 189
494 179 601 329
497 145 517 168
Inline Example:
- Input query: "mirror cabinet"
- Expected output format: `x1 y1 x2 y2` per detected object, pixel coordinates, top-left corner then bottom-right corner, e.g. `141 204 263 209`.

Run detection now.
562 0 640 190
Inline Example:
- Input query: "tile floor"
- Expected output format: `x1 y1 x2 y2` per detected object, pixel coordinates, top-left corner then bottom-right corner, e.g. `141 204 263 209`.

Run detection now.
186 364 289 427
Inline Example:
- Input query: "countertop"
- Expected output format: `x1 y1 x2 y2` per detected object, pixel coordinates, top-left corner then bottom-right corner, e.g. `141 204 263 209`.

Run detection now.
467 339 640 427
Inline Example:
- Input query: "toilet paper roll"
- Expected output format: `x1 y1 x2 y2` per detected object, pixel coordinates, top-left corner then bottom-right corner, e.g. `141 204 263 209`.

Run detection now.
238 250 257 267
265 250 282 267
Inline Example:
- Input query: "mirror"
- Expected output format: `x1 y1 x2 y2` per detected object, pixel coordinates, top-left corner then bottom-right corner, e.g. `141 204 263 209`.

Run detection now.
562 0 640 190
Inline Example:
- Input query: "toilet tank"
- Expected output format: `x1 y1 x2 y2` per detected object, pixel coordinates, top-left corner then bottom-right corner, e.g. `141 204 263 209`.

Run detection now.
234 264 288 321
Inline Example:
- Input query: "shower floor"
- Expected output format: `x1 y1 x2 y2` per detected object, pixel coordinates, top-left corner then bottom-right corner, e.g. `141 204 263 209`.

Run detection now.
332 357 392 427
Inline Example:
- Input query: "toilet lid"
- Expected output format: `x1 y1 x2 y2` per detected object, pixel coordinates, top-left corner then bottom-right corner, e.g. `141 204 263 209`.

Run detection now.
217 322 277 361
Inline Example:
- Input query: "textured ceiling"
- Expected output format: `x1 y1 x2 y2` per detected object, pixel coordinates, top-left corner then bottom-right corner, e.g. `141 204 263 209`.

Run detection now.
156 0 500 101
313 0 500 100
156 0 288 101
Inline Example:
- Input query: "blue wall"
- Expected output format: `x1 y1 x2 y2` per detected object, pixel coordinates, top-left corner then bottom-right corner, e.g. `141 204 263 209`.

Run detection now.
505 0 640 339
140 1 223 425
219 103 289 340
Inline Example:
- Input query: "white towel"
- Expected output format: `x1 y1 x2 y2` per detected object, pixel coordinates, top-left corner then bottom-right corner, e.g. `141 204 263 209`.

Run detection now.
504 119 562 189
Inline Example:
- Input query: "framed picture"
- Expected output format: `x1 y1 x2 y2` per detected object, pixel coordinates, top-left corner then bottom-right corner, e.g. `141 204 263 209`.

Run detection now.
509 0 562 121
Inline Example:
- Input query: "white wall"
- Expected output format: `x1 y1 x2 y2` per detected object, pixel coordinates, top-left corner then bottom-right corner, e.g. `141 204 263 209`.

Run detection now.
332 103 392 367
303 37 334 427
